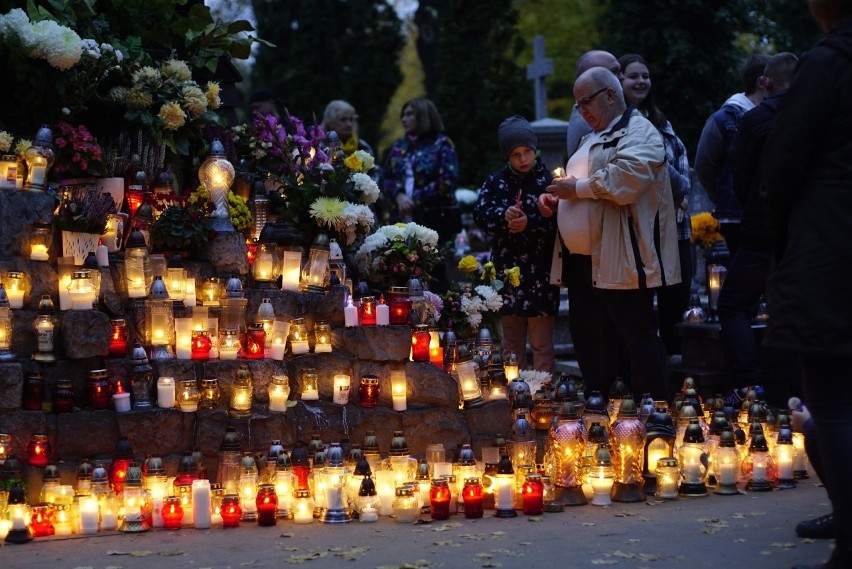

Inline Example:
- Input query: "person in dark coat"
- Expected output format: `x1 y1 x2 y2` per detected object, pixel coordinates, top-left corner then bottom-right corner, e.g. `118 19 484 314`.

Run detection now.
761 1 852 567
473 116 559 373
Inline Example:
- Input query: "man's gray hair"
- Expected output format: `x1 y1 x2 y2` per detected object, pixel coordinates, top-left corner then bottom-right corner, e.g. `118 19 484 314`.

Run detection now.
587 67 624 99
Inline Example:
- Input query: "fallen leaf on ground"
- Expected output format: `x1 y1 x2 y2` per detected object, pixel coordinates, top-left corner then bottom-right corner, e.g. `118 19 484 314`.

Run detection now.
771 543 797 549
280 532 295 538
129 551 153 557
590 559 618 565
474 553 494 559
432 540 461 547
582 522 596 526
527 516 543 522
158 550 184 556
481 563 502 568
106 551 130 556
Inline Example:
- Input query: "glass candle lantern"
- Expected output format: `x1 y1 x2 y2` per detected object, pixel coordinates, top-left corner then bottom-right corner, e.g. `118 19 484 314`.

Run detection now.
609 397 647 503
219 295 248 338
22 371 44 410
521 473 544 515
200 277 224 307
411 324 430 362
314 321 332 353
162 495 184 529
678 420 709 497
257 298 275 347
493 454 517 518
32 296 57 363
299 368 319 401
744 432 776 492
124 229 151 298
53 378 74 412
29 504 54 537
200 139 236 231
27 434 50 467
252 243 280 288
333 374 350 405
274 468 296 519
219 328 241 360
590 444 615 506
429 478 452 520
774 428 797 489
145 290 174 358
269 374 290 413
165 266 186 303
229 366 254 418
0 432 11 464
239 468 259 521
457 358 484 408
301 234 330 293
128 342 154 410
221 494 241 528
0 299 12 362
643 408 676 494
293 488 314 524
390 368 407 411
269 320 290 360
280 250 302 292
103 213 125 253
190 330 212 360
358 296 377 326
243 322 266 359
0 153 19 190
289 317 309 355
462 477 484 519
4 271 28 309
177 379 200 412
388 286 412 325
504 351 520 381
391 485 419 522
706 264 728 323
157 376 175 409
654 457 680 500
108 318 129 357
68 270 95 310
714 430 741 495
87 369 111 410
23 125 55 191
256 484 278 526
200 378 221 410
358 375 380 407
29 222 52 261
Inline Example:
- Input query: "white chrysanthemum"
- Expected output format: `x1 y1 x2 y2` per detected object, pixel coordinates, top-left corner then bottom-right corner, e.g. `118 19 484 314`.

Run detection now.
181 85 208 118
353 149 374 171
31 20 82 70
0 131 13 153
467 312 483 329
0 9 34 46
476 285 504 312
351 173 379 204
161 59 192 82
81 38 100 58
403 223 439 248
461 294 484 317
519 370 552 394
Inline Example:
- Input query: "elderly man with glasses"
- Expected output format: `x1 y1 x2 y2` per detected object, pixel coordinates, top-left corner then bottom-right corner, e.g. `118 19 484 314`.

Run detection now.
541 66 680 400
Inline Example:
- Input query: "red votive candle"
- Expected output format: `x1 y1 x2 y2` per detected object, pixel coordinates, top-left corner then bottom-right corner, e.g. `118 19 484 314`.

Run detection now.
162 496 183 529
256 484 278 526
430 479 451 520
462 478 485 519
221 494 241 528
521 474 544 515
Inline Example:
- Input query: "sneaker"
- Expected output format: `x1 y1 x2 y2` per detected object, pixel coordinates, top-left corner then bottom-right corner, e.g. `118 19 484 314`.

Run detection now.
795 513 835 539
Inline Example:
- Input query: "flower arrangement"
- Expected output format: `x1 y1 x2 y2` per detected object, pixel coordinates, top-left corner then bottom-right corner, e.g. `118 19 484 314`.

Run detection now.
690 211 725 248
54 185 117 234
355 222 445 289
0 9 83 71
52 122 103 179
439 255 515 339
150 192 214 253
519 370 553 395
231 113 377 247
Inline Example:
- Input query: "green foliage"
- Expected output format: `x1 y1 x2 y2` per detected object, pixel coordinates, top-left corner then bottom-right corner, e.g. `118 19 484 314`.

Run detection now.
433 0 532 187
598 0 747 154
150 200 211 252
250 0 405 149
745 0 821 55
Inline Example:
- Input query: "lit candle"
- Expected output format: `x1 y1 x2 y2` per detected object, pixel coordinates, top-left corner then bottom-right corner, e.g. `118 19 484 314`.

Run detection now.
391 369 407 412
184 278 196 308
78 496 99 534
281 251 302 292
752 461 767 481
157 377 175 408
359 506 378 523
0 519 11 539
58 274 72 311
375 471 395 516
333 374 350 405
6 287 24 309
718 461 736 485
113 391 131 413
291 340 309 355
127 277 147 298
590 474 613 506
270 339 286 360
53 505 72 536
99 504 118 531
30 244 49 261
175 318 192 360
376 298 390 326
293 494 314 524
429 346 444 366
192 479 212 529
344 297 358 327
777 453 794 480
30 165 46 187
300 382 319 401
96 244 109 267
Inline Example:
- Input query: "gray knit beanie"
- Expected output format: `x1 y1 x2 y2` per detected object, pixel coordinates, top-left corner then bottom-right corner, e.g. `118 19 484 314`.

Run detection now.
498 115 537 159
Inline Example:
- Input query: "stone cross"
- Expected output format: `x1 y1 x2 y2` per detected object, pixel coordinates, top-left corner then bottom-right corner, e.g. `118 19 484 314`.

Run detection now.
526 35 554 121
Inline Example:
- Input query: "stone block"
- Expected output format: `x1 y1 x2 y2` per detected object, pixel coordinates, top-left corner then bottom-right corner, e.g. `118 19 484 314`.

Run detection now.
0 362 23 411
244 286 347 329
195 408 230 458
400 407 471 458
340 325 411 361
55 410 120 460
60 310 111 359
0 191 55 261
286 352 355 401
206 231 249 275
115 407 196 458
464 399 512 456
353 360 458 410
0 409 48 459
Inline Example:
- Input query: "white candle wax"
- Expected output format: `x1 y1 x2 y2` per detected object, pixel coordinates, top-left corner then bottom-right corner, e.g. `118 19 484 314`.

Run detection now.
29 165 46 187
752 462 767 481
6 288 24 309
344 303 358 327
158 377 175 408
325 484 344 511
333 375 350 405
113 392 131 413
359 506 378 523
314 342 332 353
79 498 99 534
58 275 72 311
100 508 118 531
9 507 27 530
269 390 288 412
0 519 11 539
777 455 794 480
220 346 239 360
590 477 613 506
392 393 407 412
0 160 16 189
376 304 390 326
192 479 212 529
301 387 319 401
293 502 313 524
96 245 109 267
30 245 49 261
291 340 309 355
152 496 165 528
375 471 395 516
127 280 147 298
270 341 286 360
433 462 453 478
657 475 678 498
718 462 736 485
184 279 196 308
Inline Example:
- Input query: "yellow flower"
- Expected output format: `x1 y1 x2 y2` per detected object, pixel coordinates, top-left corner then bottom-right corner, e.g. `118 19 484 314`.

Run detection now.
458 255 479 273
161 59 192 82
344 153 363 172
309 197 346 226
690 211 724 248
354 150 374 171
181 85 208 118
159 102 186 131
505 266 520 287
126 87 153 110
15 139 31 156
205 82 221 109
481 262 496 283
0 131 13 153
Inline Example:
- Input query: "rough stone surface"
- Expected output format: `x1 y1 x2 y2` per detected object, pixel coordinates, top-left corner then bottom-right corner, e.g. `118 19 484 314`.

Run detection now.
286 352 355 401
0 191 55 261
463 399 512 454
341 325 414 361
0 258 58 310
60 309 111 359
55 409 120 460
353 360 458 409
115 407 196 458
0 363 23 411
205 231 249 275
0 410 48 458
245 286 347 329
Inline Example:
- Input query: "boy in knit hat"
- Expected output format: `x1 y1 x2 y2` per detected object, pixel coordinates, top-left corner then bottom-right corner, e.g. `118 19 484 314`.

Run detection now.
473 116 560 373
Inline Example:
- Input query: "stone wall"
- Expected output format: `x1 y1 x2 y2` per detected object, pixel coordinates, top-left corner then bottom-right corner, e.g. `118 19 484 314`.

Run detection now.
0 190 509 499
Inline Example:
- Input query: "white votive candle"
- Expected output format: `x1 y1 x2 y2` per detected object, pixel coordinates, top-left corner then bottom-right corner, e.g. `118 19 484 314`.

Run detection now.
192 479 212 529
113 392 131 413
376 303 390 326
157 377 175 408
291 340 309 355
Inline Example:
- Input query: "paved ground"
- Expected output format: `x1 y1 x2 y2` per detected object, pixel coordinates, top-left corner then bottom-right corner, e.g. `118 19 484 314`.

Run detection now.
1 474 834 569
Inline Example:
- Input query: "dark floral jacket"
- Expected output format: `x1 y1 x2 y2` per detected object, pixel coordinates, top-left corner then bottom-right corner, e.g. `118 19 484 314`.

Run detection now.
473 158 559 317
379 133 459 209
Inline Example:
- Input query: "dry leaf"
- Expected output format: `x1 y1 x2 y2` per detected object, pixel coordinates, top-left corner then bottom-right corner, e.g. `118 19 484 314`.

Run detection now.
638 553 663 561
481 563 502 568
749 512 767 517
280 532 295 538
518 542 532 546
734 539 747 543
282 547 301 552
703 528 721 535
627 539 640 543
129 551 153 557
475 553 494 559
771 542 797 549
582 522 596 527
158 550 185 556
802 538 815 544
526 516 544 522
610 550 636 558
590 559 618 565
106 551 130 556
759 551 772 556
432 540 461 547
732 513 746 519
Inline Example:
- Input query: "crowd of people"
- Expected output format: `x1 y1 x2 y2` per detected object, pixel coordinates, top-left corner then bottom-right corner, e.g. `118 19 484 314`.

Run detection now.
247 1 850 564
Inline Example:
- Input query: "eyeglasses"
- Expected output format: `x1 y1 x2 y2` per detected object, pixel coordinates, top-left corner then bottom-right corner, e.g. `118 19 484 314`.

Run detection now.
574 87 609 110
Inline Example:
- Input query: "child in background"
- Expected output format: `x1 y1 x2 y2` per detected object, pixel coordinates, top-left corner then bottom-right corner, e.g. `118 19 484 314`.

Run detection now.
473 116 559 373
